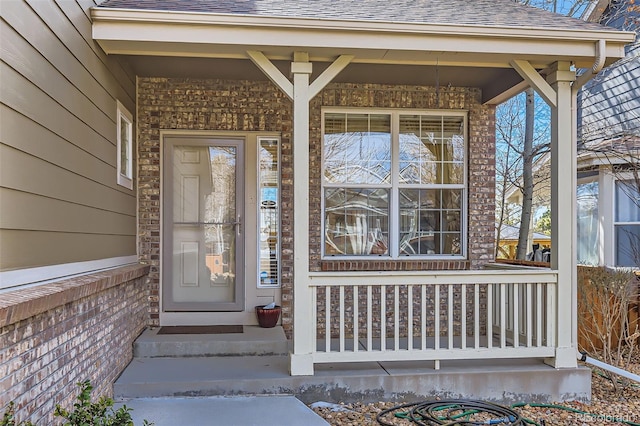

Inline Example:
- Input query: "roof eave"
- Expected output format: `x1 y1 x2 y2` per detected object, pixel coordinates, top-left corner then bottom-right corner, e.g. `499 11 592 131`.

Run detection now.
90 7 636 49
90 6 635 103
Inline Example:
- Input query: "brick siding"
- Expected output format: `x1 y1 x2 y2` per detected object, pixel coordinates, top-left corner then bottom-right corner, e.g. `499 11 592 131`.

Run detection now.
137 78 293 330
0 264 149 424
137 78 496 338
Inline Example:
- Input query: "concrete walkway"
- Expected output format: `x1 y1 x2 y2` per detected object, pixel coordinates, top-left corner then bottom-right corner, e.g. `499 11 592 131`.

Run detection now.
115 395 329 426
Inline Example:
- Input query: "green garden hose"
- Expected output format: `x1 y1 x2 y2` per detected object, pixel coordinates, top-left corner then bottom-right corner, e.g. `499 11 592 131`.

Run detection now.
377 399 640 426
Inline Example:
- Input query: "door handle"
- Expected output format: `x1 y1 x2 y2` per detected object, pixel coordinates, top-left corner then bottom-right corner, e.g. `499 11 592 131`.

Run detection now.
237 214 242 236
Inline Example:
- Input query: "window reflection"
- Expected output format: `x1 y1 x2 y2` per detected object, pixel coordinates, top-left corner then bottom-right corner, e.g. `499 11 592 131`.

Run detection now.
325 188 389 255
322 111 466 258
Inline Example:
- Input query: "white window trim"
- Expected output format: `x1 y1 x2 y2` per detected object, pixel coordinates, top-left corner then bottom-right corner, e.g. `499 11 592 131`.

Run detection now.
117 100 134 190
320 108 468 260
612 173 640 267
257 136 281 288
577 174 601 266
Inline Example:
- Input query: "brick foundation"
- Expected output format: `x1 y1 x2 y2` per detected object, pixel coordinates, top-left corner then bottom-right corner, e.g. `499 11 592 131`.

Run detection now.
0 264 149 424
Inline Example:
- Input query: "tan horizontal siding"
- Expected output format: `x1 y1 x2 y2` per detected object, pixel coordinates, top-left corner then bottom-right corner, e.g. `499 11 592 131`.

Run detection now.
4 0 135 107
1 22 116 141
1 64 117 168
0 229 136 271
0 188 136 235
0 106 121 192
0 0 137 272
0 144 136 216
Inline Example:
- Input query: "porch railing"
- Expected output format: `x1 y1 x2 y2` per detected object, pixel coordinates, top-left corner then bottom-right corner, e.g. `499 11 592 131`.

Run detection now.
308 270 557 366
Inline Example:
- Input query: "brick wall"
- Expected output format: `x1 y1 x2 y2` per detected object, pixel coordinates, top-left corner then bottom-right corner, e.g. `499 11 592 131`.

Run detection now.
137 78 496 338
137 78 293 330
0 264 149 424
310 83 496 271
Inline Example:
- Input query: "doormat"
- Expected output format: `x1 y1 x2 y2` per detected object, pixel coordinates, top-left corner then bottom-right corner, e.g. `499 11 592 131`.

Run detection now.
157 325 244 335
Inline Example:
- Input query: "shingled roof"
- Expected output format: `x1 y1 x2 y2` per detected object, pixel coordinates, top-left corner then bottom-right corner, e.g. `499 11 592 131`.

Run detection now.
97 0 615 32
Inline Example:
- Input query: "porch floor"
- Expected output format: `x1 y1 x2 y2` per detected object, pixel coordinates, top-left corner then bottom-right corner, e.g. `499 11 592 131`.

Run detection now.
115 326 591 405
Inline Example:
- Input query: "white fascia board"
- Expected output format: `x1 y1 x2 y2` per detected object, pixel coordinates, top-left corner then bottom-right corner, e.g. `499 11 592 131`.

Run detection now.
91 9 634 62
91 8 635 43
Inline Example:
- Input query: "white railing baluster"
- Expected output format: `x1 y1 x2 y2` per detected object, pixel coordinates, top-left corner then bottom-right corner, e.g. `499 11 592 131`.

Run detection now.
353 286 359 353
526 283 532 347
434 284 440 351
421 285 427 350
461 284 467 350
474 284 480 349
339 285 345 352
381 285 386 351
325 286 331 352
408 285 413 351
312 286 317 351
487 284 493 349
394 286 400 351
500 283 506 348
547 284 556 347
367 285 372 352
448 285 454 350
513 283 519 348
536 283 543 347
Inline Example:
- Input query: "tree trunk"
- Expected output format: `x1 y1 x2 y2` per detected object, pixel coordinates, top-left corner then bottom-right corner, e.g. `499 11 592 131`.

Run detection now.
517 88 535 259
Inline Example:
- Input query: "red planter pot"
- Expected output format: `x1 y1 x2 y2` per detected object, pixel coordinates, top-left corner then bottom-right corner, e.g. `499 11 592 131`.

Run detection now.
255 305 281 328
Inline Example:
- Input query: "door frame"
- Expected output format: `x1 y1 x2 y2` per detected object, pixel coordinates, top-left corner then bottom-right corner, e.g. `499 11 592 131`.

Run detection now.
158 130 282 326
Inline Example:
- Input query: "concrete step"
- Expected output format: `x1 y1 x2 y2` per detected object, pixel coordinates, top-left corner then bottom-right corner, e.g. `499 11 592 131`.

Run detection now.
114 355 592 404
133 326 289 357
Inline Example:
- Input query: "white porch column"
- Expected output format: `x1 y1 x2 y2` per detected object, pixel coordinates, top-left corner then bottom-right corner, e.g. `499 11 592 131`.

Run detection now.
289 51 315 376
247 50 353 375
547 61 578 368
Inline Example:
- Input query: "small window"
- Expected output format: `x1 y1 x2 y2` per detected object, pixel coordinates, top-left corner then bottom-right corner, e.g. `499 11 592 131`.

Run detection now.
614 180 640 267
258 137 280 287
116 101 134 190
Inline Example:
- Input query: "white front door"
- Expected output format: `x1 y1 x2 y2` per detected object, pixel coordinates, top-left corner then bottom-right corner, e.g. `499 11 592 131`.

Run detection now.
163 137 244 311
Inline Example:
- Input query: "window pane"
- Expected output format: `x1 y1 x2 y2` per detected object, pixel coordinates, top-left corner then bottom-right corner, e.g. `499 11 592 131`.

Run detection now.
399 115 465 185
577 181 599 265
120 117 130 178
443 116 464 139
616 180 640 222
324 113 391 184
325 188 389 256
615 224 640 267
443 135 465 162
258 138 280 287
324 113 346 134
399 189 462 255
441 162 464 184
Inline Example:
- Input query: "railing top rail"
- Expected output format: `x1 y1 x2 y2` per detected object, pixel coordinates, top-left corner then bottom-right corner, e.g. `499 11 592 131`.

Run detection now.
308 269 558 286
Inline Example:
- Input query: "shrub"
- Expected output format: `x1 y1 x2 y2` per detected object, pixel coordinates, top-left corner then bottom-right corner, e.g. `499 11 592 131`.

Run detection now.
578 266 639 383
2 381 152 426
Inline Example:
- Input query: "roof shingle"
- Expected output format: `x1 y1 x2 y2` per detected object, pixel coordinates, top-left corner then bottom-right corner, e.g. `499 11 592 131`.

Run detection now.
97 0 615 32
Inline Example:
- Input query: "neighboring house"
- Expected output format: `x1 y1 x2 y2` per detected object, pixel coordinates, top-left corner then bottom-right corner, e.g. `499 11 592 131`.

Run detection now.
496 224 551 260
577 0 640 267
506 0 639 267
0 0 635 423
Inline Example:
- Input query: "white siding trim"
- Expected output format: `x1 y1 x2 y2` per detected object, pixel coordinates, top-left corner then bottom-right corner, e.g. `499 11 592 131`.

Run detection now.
0 255 138 291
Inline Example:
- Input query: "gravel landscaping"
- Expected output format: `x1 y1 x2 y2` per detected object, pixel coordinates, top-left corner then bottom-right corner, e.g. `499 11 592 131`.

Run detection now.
311 356 640 425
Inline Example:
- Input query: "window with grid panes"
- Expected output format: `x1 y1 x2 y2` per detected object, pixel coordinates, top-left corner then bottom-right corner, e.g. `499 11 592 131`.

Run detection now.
322 110 466 258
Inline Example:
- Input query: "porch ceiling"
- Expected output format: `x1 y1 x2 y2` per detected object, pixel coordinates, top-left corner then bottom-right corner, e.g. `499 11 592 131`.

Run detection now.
91 7 635 104
125 56 523 101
